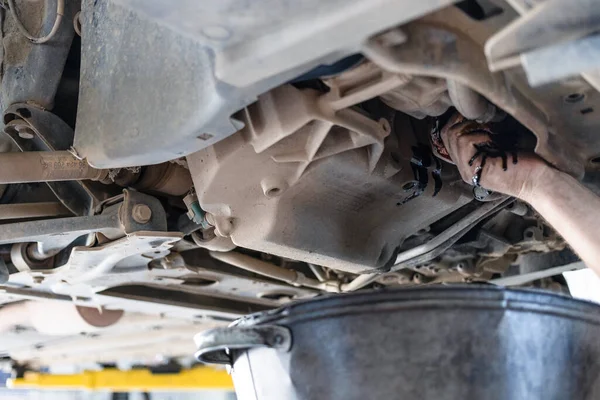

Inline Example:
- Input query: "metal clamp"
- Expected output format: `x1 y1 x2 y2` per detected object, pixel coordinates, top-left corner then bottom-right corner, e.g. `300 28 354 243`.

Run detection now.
194 325 292 365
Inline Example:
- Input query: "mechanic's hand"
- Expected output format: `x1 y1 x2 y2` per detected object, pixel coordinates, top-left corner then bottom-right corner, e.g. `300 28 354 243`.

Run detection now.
440 114 549 201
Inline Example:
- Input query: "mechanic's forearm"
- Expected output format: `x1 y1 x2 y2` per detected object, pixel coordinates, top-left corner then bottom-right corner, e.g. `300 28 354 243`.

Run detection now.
521 167 600 271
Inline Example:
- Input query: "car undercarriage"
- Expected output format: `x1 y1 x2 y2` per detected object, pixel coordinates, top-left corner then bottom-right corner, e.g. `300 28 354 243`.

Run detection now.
0 0 596 367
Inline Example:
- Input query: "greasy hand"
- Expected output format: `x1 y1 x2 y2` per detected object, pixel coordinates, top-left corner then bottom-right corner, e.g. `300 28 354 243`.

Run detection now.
440 114 549 201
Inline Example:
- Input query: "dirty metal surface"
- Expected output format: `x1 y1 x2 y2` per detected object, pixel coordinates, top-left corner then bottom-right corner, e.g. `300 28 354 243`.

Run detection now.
0 202 71 220
4 242 314 319
74 0 458 168
4 104 109 215
1 0 79 109
364 6 600 180
0 190 164 249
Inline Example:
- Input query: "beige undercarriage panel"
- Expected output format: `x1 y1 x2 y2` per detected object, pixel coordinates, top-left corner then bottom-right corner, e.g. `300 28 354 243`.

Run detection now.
188 84 472 273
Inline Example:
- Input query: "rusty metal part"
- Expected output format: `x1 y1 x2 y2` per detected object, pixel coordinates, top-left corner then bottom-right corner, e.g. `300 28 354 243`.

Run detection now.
108 163 192 196
110 167 141 187
131 204 152 223
7 0 65 44
132 163 193 196
2 0 77 108
4 208 119 259
0 151 108 184
2 190 168 267
0 202 71 220
3 104 109 215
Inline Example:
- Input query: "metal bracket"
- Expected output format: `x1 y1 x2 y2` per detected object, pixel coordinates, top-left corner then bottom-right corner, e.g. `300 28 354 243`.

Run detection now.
50 232 182 287
7 231 183 298
3 104 109 215
119 189 167 233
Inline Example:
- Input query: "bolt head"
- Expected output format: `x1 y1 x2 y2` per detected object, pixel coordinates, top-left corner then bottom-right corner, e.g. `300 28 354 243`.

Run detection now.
132 204 152 223
271 334 284 346
205 212 215 226
16 126 35 139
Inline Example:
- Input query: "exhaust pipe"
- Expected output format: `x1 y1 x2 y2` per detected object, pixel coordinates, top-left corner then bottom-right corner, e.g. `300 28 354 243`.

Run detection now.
0 151 108 184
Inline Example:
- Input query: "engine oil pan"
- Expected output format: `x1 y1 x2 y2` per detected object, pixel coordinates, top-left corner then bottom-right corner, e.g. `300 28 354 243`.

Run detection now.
195 286 600 399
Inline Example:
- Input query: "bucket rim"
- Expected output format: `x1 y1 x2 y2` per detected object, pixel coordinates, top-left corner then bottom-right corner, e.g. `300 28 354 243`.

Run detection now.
235 284 600 327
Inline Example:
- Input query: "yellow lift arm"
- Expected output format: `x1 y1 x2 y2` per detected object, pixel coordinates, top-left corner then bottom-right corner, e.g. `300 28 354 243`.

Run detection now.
8 366 233 391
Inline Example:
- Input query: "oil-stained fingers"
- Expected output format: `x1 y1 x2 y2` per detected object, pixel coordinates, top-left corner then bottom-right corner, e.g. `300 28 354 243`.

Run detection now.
453 133 493 183
440 119 470 156
441 119 488 161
